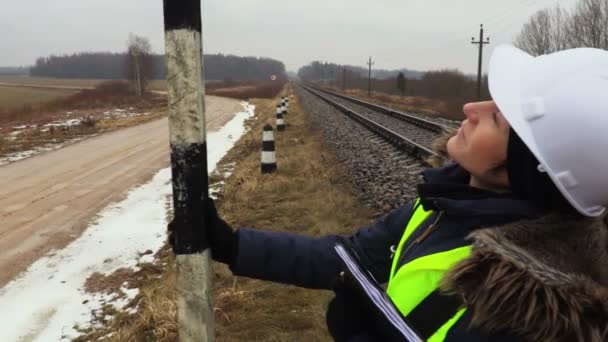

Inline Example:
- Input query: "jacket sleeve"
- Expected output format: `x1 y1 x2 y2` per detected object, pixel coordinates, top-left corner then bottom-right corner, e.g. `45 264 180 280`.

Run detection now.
230 201 416 290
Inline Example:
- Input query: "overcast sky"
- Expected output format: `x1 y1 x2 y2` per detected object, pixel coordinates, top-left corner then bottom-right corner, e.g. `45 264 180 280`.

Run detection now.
1 0 577 74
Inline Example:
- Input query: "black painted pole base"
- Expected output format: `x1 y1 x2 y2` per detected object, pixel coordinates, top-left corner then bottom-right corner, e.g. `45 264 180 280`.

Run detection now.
261 163 277 174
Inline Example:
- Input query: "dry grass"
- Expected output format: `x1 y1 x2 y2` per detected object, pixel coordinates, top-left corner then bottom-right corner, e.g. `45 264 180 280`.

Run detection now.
206 81 285 100
0 123 97 155
0 85 78 109
75 85 376 341
325 86 465 121
332 87 448 118
73 247 176 342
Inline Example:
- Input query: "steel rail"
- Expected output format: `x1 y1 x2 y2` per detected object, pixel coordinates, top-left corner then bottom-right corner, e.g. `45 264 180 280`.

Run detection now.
299 83 437 162
306 84 447 133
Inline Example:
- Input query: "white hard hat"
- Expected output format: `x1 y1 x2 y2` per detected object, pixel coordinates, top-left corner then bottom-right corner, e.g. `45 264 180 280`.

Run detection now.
489 44 608 217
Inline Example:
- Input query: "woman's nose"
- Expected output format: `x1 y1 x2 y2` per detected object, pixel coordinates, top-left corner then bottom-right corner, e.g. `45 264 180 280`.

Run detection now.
462 103 480 123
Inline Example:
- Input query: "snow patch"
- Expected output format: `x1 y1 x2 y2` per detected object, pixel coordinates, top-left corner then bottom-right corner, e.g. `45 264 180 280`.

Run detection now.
44 119 82 128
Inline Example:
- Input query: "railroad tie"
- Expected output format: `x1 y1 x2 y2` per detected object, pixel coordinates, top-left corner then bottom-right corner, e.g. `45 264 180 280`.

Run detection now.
261 124 277 174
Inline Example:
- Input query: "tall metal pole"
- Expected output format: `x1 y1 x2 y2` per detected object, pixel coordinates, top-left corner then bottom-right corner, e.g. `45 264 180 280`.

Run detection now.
163 1 214 341
342 67 346 92
471 24 490 100
367 57 374 96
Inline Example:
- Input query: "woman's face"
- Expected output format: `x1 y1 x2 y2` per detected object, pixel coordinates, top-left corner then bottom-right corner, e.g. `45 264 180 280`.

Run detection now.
447 100 511 190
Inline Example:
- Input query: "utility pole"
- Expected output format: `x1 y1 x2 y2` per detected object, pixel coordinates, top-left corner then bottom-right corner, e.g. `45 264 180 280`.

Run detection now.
471 24 490 100
367 57 374 96
163 1 214 341
342 67 346 92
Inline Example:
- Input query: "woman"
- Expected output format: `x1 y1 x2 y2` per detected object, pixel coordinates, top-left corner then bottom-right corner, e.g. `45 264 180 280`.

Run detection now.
170 45 608 341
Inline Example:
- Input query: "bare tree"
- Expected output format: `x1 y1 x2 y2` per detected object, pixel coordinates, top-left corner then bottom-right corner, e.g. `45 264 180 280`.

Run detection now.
396 72 407 96
126 34 152 96
515 9 554 56
565 0 608 49
515 0 608 55
550 5 570 51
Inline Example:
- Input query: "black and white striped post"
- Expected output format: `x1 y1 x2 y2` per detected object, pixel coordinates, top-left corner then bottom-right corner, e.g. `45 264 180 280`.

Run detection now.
281 97 287 115
163 1 214 341
276 104 282 118
283 97 288 116
261 124 277 173
276 111 285 131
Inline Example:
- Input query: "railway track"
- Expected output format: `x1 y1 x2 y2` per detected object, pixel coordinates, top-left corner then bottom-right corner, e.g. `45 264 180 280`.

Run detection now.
309 85 447 133
295 84 454 212
299 83 445 163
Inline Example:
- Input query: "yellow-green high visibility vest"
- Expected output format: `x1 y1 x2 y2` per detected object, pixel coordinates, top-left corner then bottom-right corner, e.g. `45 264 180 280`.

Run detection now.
386 199 472 341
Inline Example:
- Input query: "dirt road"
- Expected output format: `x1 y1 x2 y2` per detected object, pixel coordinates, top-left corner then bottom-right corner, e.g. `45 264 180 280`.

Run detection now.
0 96 243 287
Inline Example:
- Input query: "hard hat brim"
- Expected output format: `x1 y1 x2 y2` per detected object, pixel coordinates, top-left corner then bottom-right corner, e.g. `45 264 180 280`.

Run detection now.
488 45 540 157
489 45 607 217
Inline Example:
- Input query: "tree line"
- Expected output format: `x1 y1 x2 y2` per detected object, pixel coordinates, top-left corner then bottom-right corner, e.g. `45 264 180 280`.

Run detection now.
515 0 608 55
297 61 424 82
29 52 286 81
0 67 29 76
298 60 489 115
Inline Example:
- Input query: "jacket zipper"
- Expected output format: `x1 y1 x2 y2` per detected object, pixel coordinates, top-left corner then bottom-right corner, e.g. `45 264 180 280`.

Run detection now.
397 211 444 262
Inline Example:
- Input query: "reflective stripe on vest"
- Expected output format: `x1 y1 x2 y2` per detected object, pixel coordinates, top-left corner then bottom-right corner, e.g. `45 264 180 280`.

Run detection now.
386 199 472 341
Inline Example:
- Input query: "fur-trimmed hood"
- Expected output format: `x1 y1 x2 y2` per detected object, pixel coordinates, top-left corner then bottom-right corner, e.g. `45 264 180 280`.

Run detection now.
442 214 608 342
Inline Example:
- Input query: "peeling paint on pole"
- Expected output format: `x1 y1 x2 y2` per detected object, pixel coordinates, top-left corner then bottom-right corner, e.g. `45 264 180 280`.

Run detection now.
163 0 214 341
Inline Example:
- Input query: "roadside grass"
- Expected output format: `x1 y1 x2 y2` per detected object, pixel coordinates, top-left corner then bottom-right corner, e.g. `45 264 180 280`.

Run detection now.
74 87 376 341
0 81 163 125
1 123 98 155
0 108 167 158
0 85 78 109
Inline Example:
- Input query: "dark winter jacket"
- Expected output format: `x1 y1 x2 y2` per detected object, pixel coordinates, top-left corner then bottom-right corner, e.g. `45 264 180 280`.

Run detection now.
231 164 608 341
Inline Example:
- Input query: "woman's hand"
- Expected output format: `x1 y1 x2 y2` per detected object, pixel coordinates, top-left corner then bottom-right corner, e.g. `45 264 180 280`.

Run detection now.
168 198 237 265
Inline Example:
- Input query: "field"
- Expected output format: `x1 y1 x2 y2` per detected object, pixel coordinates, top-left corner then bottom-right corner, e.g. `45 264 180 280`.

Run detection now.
0 85 78 109
0 76 168 92
0 76 287 105
0 75 106 88
0 81 168 166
